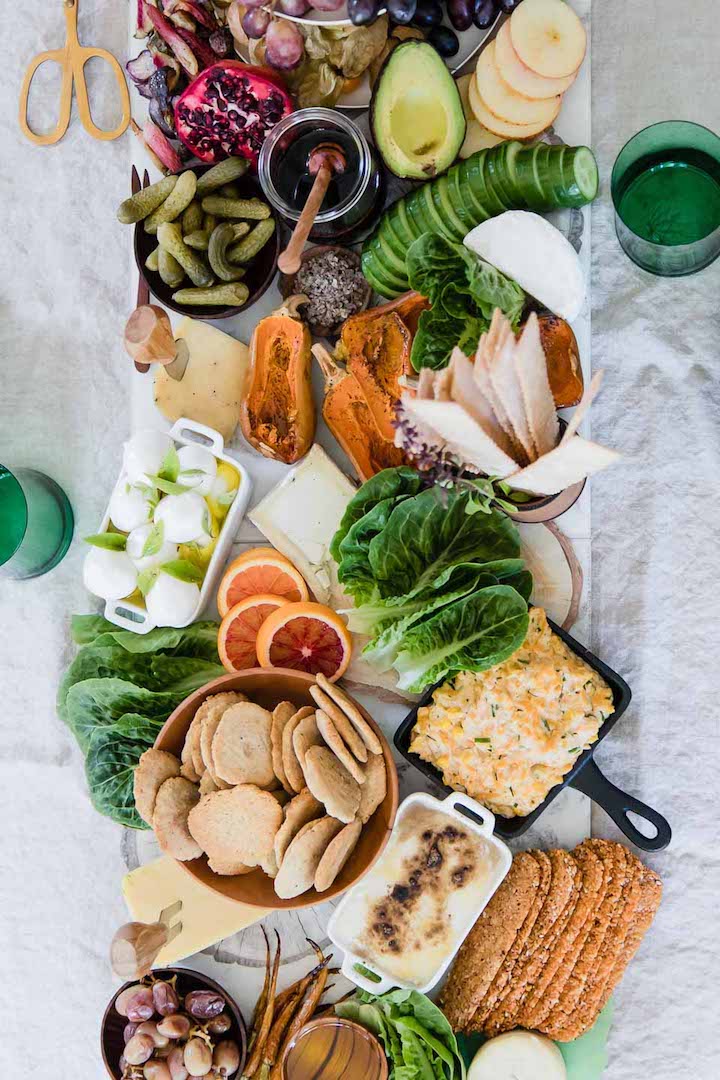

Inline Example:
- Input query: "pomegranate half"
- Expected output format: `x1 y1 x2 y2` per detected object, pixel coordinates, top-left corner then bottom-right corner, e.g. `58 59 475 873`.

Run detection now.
174 61 294 166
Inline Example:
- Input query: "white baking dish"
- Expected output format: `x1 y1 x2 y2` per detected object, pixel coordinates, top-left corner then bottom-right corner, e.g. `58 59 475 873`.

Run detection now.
328 791 512 996
96 418 252 635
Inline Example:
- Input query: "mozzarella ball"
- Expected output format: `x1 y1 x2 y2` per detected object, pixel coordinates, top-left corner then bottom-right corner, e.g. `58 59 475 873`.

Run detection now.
109 483 155 533
176 445 217 496
83 547 138 601
154 491 209 543
126 523 178 572
123 430 174 486
145 572 200 627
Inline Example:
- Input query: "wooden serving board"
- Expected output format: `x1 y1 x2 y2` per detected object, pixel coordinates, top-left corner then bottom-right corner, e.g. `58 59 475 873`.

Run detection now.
124 2 594 1014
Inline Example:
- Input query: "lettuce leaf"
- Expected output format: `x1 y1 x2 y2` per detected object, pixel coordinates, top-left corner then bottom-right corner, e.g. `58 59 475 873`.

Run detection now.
331 466 423 563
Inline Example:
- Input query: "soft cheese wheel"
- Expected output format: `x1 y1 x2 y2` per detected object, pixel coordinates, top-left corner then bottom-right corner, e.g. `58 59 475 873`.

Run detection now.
467 1032 566 1080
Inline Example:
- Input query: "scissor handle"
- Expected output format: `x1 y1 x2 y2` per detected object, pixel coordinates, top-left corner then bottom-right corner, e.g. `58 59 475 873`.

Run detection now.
73 45 131 142
19 48 75 146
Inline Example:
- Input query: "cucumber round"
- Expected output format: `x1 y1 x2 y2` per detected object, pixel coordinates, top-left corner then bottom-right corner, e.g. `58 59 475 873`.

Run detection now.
449 163 491 226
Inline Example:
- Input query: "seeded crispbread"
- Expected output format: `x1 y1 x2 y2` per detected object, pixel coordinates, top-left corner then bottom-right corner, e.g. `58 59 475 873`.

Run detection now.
302 745 361 824
519 844 604 1030
309 684 369 763
441 852 541 1032
271 701 297 794
484 848 579 1035
187 784 282 868
274 815 344 899
199 691 247 783
356 751 387 824
314 819 362 893
134 748 181 826
180 726 200 782
153 777 202 862
316 710 366 785
188 711 207 779
594 861 662 1018
292 710 324 770
282 706 315 793
541 839 628 1038
274 788 324 867
315 674 381 756
212 701 275 788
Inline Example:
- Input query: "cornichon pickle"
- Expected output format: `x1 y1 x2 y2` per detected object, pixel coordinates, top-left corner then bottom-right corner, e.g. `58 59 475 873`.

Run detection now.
158 248 185 288
182 199 204 235
184 230 211 251
208 223 250 282
195 158 249 198
116 176 177 224
145 246 160 272
200 196 270 220
144 171 198 235
227 218 276 264
157 222 214 288
202 212 218 234
218 183 242 199
172 283 249 307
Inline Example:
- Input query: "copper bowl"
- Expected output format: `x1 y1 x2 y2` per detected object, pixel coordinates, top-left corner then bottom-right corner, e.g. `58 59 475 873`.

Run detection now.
154 668 399 910
101 967 246 1079
134 166 280 321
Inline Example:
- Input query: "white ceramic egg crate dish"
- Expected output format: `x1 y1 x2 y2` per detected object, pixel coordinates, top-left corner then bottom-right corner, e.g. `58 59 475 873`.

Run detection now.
96 418 252 635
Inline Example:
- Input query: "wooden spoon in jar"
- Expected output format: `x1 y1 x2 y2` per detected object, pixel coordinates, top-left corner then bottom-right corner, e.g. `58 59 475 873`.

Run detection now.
278 142 347 276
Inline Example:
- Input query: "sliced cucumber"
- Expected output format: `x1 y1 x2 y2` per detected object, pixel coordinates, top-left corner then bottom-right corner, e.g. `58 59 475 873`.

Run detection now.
461 151 507 219
431 177 467 240
387 201 420 247
367 230 407 279
405 189 437 238
485 149 517 211
494 141 526 205
421 184 458 241
512 144 552 209
381 214 408 264
362 245 408 297
449 163 490 227
561 145 599 205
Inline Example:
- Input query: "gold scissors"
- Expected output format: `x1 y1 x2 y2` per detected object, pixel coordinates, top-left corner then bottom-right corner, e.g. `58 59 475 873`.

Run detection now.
19 0 131 146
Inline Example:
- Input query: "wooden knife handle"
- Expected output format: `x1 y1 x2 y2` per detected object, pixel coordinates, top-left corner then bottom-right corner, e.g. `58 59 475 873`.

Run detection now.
124 305 177 367
110 921 169 981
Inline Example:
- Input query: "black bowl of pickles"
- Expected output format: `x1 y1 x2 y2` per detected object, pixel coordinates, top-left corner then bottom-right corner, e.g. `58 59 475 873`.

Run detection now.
119 159 280 320
101 966 246 1079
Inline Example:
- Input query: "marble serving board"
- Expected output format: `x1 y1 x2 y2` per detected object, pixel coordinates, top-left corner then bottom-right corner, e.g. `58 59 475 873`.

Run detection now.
124 2 593 1010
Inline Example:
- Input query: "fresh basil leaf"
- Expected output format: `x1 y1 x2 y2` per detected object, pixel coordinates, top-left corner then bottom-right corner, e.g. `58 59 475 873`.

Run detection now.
161 559 203 584
178 468 204 479
137 567 160 596
146 474 192 496
217 489 237 507
158 444 180 483
141 521 164 558
84 532 127 551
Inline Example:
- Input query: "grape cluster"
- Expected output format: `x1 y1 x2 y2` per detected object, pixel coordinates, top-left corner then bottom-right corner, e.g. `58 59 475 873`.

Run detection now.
351 0 522 56
114 979 241 1079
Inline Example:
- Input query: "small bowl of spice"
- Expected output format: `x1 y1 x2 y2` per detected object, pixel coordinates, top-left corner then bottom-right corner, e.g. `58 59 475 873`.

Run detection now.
280 245 372 338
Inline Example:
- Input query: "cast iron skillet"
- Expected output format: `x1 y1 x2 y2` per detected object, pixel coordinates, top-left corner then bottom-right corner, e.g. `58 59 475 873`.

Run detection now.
393 618 672 851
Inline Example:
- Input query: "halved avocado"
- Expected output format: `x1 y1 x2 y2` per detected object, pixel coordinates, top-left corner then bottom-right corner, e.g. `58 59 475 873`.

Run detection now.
370 41 466 180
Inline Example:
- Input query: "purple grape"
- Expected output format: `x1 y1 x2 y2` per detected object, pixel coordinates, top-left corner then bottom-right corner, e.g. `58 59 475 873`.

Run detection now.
123 1022 138 1044
242 0 269 8
427 24 459 57
411 0 443 28
447 0 473 31
498 0 521 10
152 980 180 1017
387 0 417 23
265 18 305 69
310 0 345 10
278 0 311 13
184 990 226 1020
347 0 381 25
125 988 155 1023
473 0 497 29
242 7 271 38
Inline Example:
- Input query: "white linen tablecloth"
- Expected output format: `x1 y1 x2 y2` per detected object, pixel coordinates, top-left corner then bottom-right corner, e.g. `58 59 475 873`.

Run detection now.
2 2 719 1076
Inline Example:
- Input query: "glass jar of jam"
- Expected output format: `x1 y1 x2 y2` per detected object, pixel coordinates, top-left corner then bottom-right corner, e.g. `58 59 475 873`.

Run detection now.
258 108 385 245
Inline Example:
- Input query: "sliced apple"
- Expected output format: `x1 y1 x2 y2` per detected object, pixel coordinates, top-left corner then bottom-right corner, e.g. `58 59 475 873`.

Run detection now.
495 19 576 100
468 73 559 140
456 73 504 158
476 41 561 126
510 0 587 79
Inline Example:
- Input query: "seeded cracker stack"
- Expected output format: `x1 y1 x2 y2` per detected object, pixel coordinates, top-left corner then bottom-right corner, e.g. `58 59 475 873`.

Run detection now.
441 840 662 1041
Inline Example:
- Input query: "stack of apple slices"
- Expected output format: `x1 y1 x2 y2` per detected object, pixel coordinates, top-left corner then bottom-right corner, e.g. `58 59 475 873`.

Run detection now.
463 0 587 152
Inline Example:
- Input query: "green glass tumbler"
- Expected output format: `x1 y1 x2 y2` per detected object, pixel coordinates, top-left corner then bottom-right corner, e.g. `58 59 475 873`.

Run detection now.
611 121 720 276
0 466 74 579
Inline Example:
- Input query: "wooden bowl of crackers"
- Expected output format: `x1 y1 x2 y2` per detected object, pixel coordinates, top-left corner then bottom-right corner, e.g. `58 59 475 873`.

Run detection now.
151 668 399 910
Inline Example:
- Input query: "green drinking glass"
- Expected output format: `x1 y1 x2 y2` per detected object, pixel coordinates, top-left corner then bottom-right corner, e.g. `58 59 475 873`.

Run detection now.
611 120 720 276
0 466 74 579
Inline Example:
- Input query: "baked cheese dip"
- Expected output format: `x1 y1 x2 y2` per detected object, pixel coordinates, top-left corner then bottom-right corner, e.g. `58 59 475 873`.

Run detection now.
409 608 614 817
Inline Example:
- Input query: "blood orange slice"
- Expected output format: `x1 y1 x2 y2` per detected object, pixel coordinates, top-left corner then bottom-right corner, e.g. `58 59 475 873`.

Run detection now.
218 594 290 673
255 602 352 682
217 548 309 617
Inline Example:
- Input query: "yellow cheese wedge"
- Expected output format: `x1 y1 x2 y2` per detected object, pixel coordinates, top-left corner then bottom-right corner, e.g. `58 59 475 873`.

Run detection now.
122 857 269 966
154 318 249 442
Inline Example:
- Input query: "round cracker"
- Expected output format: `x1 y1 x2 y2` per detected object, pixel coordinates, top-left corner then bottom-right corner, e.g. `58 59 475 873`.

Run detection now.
188 784 282 867
199 771 219 796
180 731 200 782
302 746 361 824
212 702 275 787
187 712 206 778
199 691 247 778
315 710 366 785
271 701 297 794
134 748 181 826
357 751 387 824
208 855 254 876
274 788 324 866
314 819 362 893
315 674 382 755
309 685 368 763
292 710 324 770
153 777 202 861
274 816 344 899
282 707 314 793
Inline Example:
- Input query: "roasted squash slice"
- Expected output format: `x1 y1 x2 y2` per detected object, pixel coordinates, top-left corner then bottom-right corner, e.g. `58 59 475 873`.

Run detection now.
536 313 584 408
240 296 315 464
337 311 412 443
